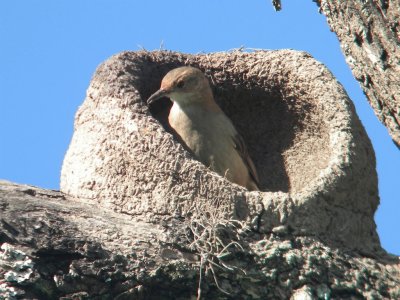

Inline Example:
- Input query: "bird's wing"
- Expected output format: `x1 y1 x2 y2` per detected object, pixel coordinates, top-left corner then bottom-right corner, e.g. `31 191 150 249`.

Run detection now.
232 133 260 188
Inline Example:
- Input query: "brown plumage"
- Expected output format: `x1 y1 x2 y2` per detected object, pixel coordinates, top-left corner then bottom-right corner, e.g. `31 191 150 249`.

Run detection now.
147 66 259 191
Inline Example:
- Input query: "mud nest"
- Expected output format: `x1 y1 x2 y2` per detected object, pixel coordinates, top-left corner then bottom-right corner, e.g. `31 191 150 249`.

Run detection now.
61 50 380 253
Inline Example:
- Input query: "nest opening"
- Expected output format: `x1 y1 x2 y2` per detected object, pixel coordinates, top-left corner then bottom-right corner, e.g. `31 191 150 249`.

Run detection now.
116 52 333 194
138 63 320 193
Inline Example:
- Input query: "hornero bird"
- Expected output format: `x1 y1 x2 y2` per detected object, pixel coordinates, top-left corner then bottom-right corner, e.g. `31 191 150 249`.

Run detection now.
147 66 259 191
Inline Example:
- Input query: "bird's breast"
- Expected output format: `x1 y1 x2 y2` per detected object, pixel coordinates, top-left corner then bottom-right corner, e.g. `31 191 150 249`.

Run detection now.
169 104 211 155
168 103 239 170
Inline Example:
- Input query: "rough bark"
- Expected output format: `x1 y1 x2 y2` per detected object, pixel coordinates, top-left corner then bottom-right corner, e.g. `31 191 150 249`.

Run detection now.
1 181 399 299
317 0 400 147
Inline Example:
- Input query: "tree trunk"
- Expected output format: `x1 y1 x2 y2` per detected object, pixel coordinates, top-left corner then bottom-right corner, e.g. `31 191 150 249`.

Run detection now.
1 181 399 299
317 0 400 147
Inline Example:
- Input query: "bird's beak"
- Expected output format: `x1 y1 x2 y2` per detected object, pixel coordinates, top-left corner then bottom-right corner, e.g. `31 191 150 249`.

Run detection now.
147 89 168 105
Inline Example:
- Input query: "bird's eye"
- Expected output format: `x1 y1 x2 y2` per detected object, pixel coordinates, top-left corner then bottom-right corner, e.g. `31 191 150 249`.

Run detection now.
176 80 185 88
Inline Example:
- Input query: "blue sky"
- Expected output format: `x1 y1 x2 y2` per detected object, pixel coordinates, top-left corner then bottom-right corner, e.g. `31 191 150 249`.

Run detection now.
1 1 398 255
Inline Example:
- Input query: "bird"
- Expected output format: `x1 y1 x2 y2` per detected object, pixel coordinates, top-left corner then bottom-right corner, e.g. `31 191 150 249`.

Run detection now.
147 66 259 191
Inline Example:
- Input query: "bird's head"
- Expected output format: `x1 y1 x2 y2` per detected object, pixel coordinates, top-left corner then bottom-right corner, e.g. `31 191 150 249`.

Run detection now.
147 66 213 106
